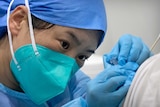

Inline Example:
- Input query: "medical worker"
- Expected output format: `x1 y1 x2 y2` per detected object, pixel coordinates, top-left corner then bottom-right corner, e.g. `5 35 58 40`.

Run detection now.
0 0 151 107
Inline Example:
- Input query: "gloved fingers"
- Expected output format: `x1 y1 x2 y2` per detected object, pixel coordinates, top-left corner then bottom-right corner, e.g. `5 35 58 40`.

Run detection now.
103 43 119 66
109 43 119 59
127 36 143 62
121 62 139 71
103 75 127 92
136 44 151 65
117 34 133 65
113 85 129 101
94 69 122 83
103 54 113 69
116 85 130 107
119 98 125 107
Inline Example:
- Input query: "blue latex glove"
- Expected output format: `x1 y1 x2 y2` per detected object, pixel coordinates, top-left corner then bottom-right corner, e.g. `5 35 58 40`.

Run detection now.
62 63 138 107
104 34 151 66
86 66 131 107
104 54 139 86
119 62 139 86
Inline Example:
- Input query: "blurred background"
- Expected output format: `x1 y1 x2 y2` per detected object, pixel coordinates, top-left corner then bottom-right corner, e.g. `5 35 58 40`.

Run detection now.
81 0 160 78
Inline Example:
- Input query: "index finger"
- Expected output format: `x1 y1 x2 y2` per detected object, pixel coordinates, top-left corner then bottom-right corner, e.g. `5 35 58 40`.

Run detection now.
103 75 127 92
127 36 143 62
118 34 133 65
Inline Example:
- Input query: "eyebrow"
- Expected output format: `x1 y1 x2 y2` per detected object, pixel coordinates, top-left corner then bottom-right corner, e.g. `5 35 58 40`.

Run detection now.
66 31 95 54
86 49 95 54
66 31 81 46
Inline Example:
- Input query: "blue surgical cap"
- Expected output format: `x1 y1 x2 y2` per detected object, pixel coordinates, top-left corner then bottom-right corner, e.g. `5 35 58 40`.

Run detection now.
0 0 107 46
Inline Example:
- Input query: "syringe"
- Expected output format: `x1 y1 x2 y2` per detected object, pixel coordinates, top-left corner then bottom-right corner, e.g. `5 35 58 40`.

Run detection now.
150 33 160 51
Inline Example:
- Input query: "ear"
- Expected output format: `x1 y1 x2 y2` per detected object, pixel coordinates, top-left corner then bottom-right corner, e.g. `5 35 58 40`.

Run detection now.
9 5 28 36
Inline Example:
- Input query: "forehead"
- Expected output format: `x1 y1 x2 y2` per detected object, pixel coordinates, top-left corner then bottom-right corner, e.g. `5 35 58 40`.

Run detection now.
54 25 102 45
43 25 101 53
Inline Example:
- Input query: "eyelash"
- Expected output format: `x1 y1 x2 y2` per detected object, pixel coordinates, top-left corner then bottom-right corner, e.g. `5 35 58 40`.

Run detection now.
78 55 89 61
78 55 88 62
77 55 89 67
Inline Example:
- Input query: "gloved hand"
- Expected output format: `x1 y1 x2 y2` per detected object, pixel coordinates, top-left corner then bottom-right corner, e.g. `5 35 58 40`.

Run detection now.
119 62 139 86
86 66 130 107
103 34 152 66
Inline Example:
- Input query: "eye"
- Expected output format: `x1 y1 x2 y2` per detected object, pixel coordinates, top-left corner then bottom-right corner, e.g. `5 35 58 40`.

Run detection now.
78 55 88 62
60 41 70 49
77 55 89 67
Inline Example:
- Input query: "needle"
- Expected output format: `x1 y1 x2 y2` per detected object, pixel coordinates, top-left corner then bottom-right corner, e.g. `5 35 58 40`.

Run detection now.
150 33 160 51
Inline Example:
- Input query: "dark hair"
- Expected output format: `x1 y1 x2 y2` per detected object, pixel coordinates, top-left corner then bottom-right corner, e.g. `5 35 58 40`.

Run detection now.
31 15 54 29
0 15 54 39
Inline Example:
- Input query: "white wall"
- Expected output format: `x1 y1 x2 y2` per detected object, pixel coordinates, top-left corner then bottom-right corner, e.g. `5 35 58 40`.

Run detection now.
96 0 160 55
82 0 160 78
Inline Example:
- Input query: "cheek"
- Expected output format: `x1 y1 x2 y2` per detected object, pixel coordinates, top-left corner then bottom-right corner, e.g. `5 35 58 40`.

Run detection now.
35 34 60 51
12 33 31 51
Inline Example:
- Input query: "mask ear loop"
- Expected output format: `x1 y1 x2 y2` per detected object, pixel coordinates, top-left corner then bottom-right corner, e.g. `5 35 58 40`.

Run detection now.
7 0 39 71
24 0 39 55
7 0 21 70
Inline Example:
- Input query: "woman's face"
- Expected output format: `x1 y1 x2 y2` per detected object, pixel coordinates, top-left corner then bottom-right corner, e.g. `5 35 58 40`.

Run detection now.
10 6 102 67
34 25 101 67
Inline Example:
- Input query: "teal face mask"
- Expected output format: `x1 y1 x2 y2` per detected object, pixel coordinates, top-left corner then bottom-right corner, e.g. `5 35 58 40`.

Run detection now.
10 44 79 104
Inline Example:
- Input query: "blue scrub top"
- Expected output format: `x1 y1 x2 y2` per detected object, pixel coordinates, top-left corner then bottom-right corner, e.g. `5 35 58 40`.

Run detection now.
0 70 90 107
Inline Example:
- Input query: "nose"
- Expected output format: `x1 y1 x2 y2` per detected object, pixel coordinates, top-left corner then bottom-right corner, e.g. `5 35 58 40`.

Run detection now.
64 50 84 67
64 51 77 60
64 51 83 66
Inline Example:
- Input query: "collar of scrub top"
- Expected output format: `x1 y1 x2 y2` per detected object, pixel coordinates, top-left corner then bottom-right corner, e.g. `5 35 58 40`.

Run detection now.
0 0 107 47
